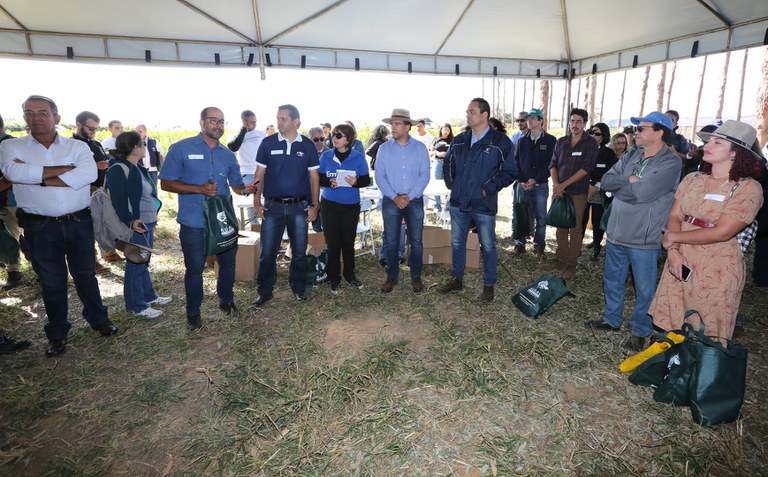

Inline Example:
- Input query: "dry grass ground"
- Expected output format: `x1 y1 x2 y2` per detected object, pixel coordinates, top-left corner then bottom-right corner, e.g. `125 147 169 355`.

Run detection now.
1 196 767 476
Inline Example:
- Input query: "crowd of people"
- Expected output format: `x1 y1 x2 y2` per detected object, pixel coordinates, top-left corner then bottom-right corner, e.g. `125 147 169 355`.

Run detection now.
0 93 765 358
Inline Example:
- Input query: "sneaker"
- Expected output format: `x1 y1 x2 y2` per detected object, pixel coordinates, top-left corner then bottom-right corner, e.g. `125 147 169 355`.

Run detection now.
330 280 341 295
134 307 163 319
0 334 31 354
251 293 273 307
346 276 364 289
293 291 308 301
149 296 172 306
562 265 577 280
438 276 463 294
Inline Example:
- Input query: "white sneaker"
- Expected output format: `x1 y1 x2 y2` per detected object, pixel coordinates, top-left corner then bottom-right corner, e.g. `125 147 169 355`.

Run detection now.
149 296 172 306
134 307 163 319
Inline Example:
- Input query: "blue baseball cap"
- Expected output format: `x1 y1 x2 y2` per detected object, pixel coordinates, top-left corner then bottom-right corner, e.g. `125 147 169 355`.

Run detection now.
630 112 673 131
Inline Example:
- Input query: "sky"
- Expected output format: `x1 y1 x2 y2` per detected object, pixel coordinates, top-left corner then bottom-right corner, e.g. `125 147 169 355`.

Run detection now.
1 46 764 134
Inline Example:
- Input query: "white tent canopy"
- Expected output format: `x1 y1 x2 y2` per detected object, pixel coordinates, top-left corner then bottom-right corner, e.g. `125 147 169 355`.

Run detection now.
0 0 766 79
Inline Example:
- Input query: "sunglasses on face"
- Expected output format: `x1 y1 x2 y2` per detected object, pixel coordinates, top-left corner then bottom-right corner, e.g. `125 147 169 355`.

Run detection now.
82 125 98 133
312 137 324 142
635 125 652 133
590 130 602 137
333 132 345 140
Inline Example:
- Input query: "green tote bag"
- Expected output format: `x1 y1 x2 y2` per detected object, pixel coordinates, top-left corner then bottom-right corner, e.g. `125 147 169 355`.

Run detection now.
202 195 239 256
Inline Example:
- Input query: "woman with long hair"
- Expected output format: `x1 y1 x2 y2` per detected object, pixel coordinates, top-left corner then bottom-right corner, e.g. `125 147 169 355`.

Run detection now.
108 131 170 318
318 124 372 293
430 123 454 213
583 122 617 260
650 121 764 342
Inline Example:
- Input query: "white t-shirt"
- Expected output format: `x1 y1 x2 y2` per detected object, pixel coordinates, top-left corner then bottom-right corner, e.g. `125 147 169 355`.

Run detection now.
413 132 434 151
228 129 266 175
101 136 117 151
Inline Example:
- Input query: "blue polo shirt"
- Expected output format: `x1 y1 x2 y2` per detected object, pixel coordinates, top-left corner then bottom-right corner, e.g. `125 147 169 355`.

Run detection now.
319 149 369 205
159 133 243 228
255 132 319 199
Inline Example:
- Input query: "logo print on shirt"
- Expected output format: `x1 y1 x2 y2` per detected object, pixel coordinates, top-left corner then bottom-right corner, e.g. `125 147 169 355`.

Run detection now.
297 151 305 157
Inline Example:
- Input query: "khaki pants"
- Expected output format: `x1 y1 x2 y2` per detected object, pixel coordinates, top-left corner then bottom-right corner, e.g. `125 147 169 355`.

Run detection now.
0 206 21 272
555 194 587 267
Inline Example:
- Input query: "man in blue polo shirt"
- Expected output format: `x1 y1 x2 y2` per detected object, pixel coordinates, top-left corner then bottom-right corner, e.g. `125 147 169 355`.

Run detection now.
252 104 320 306
160 107 257 331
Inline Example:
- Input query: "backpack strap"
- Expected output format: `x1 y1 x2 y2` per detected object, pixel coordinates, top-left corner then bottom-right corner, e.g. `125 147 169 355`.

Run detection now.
105 162 132 214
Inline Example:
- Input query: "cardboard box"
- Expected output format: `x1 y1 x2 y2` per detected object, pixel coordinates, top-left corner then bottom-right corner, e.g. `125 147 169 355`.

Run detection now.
215 231 261 281
417 225 480 270
285 231 327 258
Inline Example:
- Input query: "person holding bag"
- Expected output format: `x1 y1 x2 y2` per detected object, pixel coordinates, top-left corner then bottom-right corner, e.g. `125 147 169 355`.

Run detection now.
650 120 764 343
108 131 170 318
160 107 257 330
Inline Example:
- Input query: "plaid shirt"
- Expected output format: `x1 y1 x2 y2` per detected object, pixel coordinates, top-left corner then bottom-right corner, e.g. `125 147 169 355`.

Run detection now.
549 133 598 195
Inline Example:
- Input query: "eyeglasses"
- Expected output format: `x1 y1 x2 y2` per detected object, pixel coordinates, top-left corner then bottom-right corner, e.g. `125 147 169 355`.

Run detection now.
312 137 324 143
517 119 527 122
590 131 602 137
569 119 585 125
333 132 345 140
82 124 98 133
635 125 653 133
205 117 226 126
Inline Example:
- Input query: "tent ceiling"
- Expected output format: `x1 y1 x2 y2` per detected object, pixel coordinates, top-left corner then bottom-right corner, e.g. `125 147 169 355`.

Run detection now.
0 0 766 79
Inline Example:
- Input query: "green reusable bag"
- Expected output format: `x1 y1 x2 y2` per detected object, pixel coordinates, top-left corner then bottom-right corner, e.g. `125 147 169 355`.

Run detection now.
512 183 530 241
544 194 576 228
688 324 747 426
0 221 20 265
202 195 239 256
511 273 575 319
305 250 328 291
652 323 697 406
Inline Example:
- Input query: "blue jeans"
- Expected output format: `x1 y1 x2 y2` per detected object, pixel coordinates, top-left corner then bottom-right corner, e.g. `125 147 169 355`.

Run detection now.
382 197 424 279
179 224 236 317
450 209 497 285
124 223 159 313
602 242 660 338
514 183 548 248
257 199 309 295
379 225 406 260
23 214 109 340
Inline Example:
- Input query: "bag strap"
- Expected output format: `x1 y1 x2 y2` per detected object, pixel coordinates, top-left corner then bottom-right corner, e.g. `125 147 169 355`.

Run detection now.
681 310 737 355
105 162 132 214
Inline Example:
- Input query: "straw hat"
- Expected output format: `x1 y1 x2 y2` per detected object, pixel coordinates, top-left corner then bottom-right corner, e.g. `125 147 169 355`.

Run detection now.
697 120 764 160
382 108 415 125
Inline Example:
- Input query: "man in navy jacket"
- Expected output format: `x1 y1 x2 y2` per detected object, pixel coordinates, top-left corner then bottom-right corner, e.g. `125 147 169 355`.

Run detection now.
438 98 517 302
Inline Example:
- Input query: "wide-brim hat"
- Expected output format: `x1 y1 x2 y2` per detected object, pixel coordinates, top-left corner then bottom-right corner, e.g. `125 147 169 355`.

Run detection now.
382 108 415 125
697 120 764 160
116 239 159 264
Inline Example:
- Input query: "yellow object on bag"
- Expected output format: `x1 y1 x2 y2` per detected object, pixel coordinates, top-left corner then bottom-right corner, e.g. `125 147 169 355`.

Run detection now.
619 332 685 373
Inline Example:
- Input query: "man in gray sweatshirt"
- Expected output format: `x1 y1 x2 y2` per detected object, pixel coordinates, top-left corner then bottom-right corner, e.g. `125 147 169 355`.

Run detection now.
584 112 682 352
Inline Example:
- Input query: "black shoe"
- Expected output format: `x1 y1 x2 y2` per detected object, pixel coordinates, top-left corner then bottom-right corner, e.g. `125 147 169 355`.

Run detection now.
438 276 463 294
479 285 494 302
218 302 238 315
586 243 595 250
0 334 31 354
251 293 273 307
345 276 363 289
293 291 308 301
623 335 648 353
2 271 22 291
379 258 387 268
94 321 119 336
186 315 202 331
399 257 407 265
584 320 621 332
45 338 67 357
330 280 341 295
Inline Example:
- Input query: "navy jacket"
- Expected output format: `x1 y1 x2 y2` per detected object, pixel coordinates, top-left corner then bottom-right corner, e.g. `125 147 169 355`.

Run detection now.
106 158 161 226
443 128 517 215
515 130 557 184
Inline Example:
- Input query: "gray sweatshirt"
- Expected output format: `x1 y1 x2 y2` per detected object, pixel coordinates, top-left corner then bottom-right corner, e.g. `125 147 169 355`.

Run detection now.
601 145 682 249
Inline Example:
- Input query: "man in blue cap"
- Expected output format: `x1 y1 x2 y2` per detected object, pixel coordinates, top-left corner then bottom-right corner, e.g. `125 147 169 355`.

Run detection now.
584 111 682 353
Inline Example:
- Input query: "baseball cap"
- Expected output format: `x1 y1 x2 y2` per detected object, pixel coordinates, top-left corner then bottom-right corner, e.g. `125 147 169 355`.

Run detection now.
630 112 673 131
525 108 544 120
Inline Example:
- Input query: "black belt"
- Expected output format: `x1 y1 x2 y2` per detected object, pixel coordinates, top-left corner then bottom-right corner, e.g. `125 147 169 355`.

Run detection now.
18 208 91 222
268 196 307 204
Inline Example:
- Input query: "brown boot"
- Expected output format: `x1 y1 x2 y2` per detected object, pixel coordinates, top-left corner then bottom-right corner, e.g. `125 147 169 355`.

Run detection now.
513 244 526 255
562 265 577 280
411 276 424 293
533 246 545 257
437 276 463 293
380 277 398 293
479 285 494 302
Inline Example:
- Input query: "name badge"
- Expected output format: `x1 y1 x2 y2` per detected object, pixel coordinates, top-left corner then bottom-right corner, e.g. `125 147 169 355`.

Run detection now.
597 163 606 168
572 151 582 157
271 150 284 155
703 194 725 202
188 154 204 160
539 145 548 150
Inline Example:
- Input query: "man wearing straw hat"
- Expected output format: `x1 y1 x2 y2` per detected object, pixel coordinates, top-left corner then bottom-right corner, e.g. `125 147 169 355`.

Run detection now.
375 108 430 293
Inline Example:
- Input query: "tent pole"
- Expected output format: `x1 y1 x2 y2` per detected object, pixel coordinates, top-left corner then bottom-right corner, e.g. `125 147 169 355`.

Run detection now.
692 56 709 140
737 48 749 121
251 0 266 80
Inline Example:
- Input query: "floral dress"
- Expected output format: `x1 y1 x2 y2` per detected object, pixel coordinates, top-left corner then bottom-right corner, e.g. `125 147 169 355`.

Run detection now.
649 173 763 340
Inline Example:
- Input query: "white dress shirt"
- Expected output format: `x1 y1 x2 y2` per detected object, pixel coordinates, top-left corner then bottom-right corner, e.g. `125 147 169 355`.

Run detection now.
0 134 97 216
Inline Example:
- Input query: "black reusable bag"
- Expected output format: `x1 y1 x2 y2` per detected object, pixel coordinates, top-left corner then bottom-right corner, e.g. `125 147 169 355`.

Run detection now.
511 273 575 319
202 195 239 256
512 183 530 241
544 194 576 228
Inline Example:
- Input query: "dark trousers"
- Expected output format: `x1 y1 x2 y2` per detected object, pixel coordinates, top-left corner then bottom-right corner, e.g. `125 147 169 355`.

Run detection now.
752 235 768 286
582 201 606 247
320 198 360 282
23 214 109 340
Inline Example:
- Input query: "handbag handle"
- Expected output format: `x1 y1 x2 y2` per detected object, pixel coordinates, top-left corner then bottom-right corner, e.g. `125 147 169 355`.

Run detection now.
681 311 737 356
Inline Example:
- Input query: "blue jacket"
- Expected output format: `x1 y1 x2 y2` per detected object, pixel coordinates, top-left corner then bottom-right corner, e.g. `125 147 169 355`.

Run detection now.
106 158 161 226
443 128 517 215
515 130 557 184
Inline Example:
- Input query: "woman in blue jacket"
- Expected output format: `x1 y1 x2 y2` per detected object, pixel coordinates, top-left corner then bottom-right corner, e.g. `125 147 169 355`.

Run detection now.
319 124 371 293
108 131 170 318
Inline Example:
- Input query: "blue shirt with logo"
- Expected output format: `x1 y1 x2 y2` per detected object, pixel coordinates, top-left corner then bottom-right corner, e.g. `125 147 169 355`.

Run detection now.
319 149 369 205
256 132 319 199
